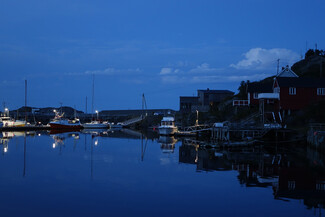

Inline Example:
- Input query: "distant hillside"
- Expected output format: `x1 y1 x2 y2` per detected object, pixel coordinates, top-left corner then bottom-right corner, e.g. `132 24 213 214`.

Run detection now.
291 49 325 78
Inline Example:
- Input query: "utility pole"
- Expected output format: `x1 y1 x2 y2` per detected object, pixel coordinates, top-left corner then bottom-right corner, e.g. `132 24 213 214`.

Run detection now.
91 74 94 119
276 59 280 76
321 56 323 78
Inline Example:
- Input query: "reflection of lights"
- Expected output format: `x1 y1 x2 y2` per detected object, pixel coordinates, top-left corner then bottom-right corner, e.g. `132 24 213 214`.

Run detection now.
94 140 98 146
4 147 8 153
38 133 41 136
52 143 56 148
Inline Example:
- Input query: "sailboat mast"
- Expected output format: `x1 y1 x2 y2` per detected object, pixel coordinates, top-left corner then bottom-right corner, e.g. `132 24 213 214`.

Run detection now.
91 74 94 119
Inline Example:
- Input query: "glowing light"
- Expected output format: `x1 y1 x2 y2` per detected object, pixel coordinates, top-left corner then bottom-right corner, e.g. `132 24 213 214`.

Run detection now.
4 147 8 153
4 108 8 111
53 109 56 113
94 140 98 146
52 143 56 148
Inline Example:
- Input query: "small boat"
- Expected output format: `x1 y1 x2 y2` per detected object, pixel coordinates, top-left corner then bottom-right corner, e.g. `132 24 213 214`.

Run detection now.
83 121 108 129
110 122 124 129
158 117 178 135
49 111 81 130
0 116 26 127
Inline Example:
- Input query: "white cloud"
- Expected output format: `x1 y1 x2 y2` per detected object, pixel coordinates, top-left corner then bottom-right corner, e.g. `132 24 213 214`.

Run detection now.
86 67 142 75
188 63 222 74
230 48 300 70
159 67 180 75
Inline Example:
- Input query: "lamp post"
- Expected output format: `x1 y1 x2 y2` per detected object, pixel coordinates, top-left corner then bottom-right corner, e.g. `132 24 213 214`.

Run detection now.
4 108 9 117
195 110 199 126
95 110 99 120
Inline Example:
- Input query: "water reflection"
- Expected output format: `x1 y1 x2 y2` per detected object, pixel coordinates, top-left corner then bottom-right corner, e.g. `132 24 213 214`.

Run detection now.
158 136 177 154
0 130 324 216
179 138 325 211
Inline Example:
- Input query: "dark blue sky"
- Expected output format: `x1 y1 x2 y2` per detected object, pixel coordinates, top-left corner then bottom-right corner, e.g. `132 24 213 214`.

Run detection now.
0 0 324 111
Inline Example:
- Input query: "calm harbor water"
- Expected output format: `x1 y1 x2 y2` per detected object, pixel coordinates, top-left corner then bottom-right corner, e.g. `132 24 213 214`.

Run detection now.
0 129 324 217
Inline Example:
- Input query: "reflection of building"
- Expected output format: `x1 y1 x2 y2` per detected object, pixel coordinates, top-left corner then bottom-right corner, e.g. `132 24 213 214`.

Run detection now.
180 89 234 113
179 142 232 171
274 167 325 209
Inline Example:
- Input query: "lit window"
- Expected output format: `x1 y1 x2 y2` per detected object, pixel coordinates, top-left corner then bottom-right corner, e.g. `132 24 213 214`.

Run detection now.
289 87 296 95
253 93 259 99
317 88 325 95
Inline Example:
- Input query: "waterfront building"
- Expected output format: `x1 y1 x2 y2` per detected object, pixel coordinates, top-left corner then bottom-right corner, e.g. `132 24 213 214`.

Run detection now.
180 88 234 113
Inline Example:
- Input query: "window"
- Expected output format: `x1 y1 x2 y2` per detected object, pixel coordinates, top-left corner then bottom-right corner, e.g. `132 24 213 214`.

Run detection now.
289 87 296 95
274 87 280 93
317 88 325 95
253 93 259 99
316 182 325 191
288 181 296 190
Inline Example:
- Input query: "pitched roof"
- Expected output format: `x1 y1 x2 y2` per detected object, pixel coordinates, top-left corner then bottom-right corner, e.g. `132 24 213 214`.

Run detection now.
276 77 325 88
247 81 273 93
277 66 298 77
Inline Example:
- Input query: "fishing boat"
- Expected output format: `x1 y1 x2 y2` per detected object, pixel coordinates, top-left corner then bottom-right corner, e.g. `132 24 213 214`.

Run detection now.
158 117 178 135
49 110 81 130
0 116 26 127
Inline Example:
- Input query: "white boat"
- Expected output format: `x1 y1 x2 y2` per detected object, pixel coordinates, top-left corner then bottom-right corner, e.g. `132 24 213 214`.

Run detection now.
0 116 26 127
158 117 178 135
83 121 108 129
110 122 124 129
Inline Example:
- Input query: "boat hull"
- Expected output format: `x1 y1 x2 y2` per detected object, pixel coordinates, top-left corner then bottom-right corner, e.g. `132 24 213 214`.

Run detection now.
49 123 82 130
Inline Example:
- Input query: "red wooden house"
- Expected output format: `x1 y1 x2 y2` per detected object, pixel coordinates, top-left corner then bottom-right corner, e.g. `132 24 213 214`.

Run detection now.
273 77 325 111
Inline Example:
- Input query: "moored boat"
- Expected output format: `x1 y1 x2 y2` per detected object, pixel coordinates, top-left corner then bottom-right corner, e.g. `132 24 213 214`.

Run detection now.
83 121 108 129
49 111 81 130
0 116 26 127
158 117 178 135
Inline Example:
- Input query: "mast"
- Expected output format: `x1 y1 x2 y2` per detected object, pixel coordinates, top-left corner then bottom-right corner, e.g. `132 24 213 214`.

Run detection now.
91 74 94 119
25 80 27 121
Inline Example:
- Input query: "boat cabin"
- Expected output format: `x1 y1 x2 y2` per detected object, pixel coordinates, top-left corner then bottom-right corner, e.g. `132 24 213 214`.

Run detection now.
160 117 175 126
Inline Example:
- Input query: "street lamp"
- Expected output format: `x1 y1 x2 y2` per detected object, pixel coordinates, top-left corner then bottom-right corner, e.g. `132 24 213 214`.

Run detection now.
196 110 199 126
4 108 9 116
95 110 99 120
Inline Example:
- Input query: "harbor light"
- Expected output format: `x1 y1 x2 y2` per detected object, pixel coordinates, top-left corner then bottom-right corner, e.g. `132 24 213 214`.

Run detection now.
95 110 99 119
